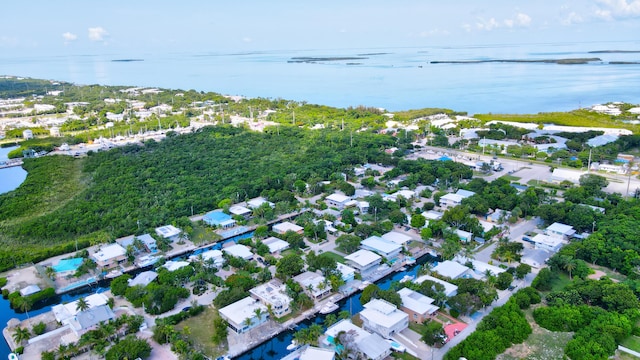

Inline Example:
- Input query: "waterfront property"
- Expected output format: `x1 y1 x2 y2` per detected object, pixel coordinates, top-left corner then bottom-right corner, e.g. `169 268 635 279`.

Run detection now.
272 221 304 235
128 271 158 287
414 274 458 297
322 319 391 360
229 205 252 219
155 225 182 241
336 263 356 283
397 287 439 323
52 258 83 275
162 260 190 272
223 244 254 260
249 279 292 318
90 243 127 270
381 231 412 247
189 249 225 268
360 236 402 259
293 271 331 300
432 260 471 280
344 249 382 274
203 210 236 228
246 197 275 209
218 296 268 334
359 299 409 339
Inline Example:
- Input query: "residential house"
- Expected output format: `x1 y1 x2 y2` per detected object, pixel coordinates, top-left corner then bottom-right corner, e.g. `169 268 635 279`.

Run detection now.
293 271 331 300
545 222 576 239
224 244 254 260
397 288 439 323
246 197 275 209
531 234 565 253
344 250 382 273
91 243 127 270
360 236 402 259
162 260 190 272
298 346 335 360
381 231 412 247
521 248 552 268
128 271 158 287
272 221 304 235
325 193 352 210
262 237 290 254
229 205 252 219
455 229 474 243
322 319 391 360
189 249 225 268
136 233 158 252
336 263 356 283
218 297 268 334
203 210 236 229
432 260 471 280
439 193 465 208
68 305 116 336
155 225 182 242
52 293 110 326
249 280 292 318
359 299 409 338
414 275 458 297
487 209 508 223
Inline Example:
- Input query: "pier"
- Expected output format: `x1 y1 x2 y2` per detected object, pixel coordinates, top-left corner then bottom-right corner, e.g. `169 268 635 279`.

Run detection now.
0 159 23 169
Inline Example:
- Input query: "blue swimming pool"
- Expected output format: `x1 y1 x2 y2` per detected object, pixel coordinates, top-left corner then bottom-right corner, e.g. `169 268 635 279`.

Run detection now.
52 258 83 273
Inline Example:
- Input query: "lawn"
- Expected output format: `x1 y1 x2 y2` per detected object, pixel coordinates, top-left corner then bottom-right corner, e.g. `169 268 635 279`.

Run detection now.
620 335 640 352
548 272 572 292
501 175 522 182
498 309 573 360
409 321 427 334
320 251 346 264
175 306 227 358
392 353 420 360
190 223 221 246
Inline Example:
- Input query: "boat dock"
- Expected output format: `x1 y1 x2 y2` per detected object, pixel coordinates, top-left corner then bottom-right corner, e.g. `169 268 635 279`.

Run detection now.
0 159 23 169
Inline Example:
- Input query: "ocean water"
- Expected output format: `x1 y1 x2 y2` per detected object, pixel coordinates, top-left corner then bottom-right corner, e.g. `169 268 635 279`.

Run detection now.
1 41 640 114
0 146 27 194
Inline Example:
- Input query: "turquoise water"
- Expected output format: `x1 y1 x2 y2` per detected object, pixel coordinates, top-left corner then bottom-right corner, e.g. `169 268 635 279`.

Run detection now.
52 258 83 273
1 41 639 114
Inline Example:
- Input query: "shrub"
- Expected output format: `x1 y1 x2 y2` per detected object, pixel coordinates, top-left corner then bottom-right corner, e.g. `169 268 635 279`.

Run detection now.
32 322 46 335
449 308 460 318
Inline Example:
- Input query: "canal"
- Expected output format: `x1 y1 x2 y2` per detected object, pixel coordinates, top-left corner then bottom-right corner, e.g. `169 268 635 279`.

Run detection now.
235 254 436 360
0 146 27 195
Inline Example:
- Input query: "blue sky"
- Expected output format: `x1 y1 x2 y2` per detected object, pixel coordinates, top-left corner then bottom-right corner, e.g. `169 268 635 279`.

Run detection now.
1 0 638 56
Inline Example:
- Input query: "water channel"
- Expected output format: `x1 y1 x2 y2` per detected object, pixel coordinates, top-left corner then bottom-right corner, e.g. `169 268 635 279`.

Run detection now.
0 146 27 195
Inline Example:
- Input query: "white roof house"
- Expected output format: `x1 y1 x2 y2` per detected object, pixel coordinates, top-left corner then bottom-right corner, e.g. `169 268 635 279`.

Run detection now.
229 205 252 218
336 263 356 282
323 319 391 360
550 168 584 184
381 231 413 246
91 243 127 268
456 189 476 198
545 222 576 239
359 299 409 338
293 271 331 300
414 275 458 297
189 249 225 267
218 296 268 334
299 346 335 360
360 236 402 259
155 225 182 240
262 236 290 253
432 260 471 279
52 293 109 325
128 271 158 287
224 244 254 260
20 285 41 297
273 221 304 235
531 233 565 253
439 193 465 208
398 287 439 320
521 248 552 268
249 280 292 317
246 197 275 209
423 210 444 220
162 260 191 272
325 193 352 209
345 250 382 273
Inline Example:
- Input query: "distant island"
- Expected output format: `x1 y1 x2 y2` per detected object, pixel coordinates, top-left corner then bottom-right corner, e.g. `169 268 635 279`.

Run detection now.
111 59 144 62
589 50 640 53
288 56 367 63
430 58 601 65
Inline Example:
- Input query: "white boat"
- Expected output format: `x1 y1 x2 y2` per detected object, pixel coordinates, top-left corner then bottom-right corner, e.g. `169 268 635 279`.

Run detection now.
286 340 299 351
137 255 162 267
399 275 415 283
386 339 406 352
319 302 339 314
8 353 19 360
105 269 123 279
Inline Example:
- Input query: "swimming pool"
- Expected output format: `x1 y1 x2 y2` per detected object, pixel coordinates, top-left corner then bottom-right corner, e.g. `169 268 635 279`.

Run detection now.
52 258 83 273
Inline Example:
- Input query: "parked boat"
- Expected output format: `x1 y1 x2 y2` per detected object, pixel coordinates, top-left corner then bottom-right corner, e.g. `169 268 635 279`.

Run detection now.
319 302 339 314
137 254 162 267
286 340 299 351
399 275 414 283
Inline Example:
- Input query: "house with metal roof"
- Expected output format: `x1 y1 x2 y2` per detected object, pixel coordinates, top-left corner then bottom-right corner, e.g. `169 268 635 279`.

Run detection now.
218 296 268 334
202 210 236 229
360 236 402 259
397 288 439 323
359 299 409 338
432 260 471 279
344 250 382 273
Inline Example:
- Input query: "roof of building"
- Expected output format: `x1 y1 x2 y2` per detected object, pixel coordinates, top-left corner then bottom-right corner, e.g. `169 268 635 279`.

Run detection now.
162 260 191 272
20 284 41 296
246 197 274 209
74 305 116 330
325 319 370 341
336 263 356 279
360 299 408 328
203 210 233 224
190 249 224 263
218 296 267 326
381 231 413 245
345 249 382 267
547 222 575 235
92 243 126 262
423 210 444 220
155 225 181 239
361 236 402 255
398 288 438 315
136 233 157 247
522 248 552 265
249 280 292 308
273 221 304 233
440 193 464 203
224 244 253 259
128 271 158 287
395 190 415 199
456 189 476 198
433 260 470 279
293 271 328 296
299 346 335 360
415 274 458 296
357 333 391 360
229 205 252 216
263 237 290 253
52 293 109 323
532 233 564 247
326 193 351 203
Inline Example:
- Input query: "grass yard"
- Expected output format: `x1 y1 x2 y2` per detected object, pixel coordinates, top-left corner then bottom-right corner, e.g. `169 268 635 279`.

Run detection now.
190 223 221 246
320 251 346 264
409 321 427 334
615 350 640 360
548 272 572 292
501 175 522 182
175 306 227 358
498 309 574 360
392 353 420 360
620 336 640 353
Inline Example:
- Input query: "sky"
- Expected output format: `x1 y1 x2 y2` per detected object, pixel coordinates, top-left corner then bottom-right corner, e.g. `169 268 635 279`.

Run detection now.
1 0 639 56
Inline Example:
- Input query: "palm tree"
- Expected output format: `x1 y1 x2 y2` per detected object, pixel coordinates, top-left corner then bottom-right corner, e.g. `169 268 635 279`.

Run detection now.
12 327 30 345
253 308 264 336
45 266 56 281
76 297 90 312
243 317 253 335
563 257 577 280
18 299 32 319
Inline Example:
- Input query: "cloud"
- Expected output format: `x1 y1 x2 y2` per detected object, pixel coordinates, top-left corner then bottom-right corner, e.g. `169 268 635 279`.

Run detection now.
88 27 109 42
470 13 532 31
561 11 584 25
516 13 532 26
242 37 252 43
62 32 77 44
595 0 640 20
